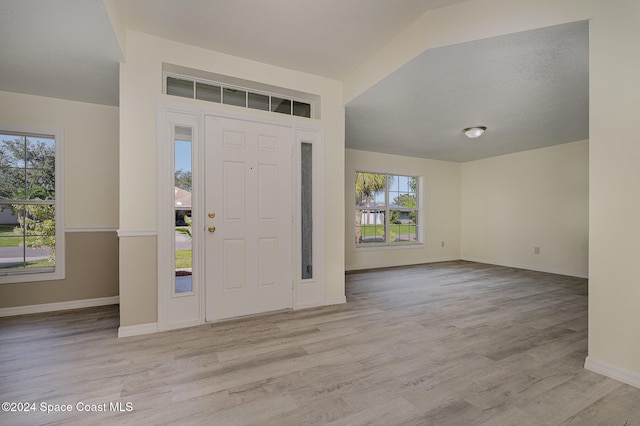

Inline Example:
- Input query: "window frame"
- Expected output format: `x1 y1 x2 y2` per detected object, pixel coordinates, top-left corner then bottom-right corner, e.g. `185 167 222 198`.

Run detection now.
164 72 315 119
0 124 65 284
354 171 421 248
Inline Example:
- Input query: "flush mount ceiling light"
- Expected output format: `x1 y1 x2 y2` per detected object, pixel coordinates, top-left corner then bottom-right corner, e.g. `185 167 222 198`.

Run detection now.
463 126 487 139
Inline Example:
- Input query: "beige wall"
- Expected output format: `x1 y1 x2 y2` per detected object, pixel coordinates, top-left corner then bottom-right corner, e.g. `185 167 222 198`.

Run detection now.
461 140 589 277
345 149 461 270
0 232 119 308
0 91 119 308
588 0 640 377
346 141 589 277
342 0 640 383
0 91 119 228
119 31 346 325
119 236 156 326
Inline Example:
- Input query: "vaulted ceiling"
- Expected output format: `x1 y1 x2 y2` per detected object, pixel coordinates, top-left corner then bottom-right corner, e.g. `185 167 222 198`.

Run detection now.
0 0 122 105
346 21 588 161
0 0 588 161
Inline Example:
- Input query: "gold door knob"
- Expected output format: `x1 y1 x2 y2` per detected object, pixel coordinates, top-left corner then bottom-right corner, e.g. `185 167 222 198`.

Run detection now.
208 211 216 218
208 225 216 233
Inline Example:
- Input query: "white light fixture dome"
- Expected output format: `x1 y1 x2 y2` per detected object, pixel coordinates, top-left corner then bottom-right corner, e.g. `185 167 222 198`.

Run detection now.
463 126 487 138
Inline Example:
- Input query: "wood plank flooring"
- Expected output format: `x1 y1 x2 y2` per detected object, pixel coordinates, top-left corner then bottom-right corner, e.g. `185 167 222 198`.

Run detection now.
1 261 639 425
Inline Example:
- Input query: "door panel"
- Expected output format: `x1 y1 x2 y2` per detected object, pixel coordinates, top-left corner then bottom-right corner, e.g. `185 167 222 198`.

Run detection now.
259 238 278 287
223 161 245 221
258 164 277 220
222 239 245 291
205 116 293 321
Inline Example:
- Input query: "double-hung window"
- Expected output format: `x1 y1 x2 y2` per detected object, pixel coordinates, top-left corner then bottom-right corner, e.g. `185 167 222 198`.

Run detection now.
0 126 64 282
354 172 419 246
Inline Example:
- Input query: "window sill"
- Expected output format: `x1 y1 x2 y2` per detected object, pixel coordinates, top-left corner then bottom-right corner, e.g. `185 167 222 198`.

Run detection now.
0 269 64 285
353 242 424 252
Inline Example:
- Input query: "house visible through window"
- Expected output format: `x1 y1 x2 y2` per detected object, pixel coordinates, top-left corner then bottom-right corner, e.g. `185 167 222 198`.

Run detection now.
0 128 63 281
354 172 419 246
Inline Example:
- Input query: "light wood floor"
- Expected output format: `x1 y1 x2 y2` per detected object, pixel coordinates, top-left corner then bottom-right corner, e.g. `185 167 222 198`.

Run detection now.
1 261 639 425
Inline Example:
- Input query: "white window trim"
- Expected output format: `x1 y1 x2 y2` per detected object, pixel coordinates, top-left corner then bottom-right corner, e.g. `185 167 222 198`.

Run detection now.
354 172 421 249
157 108 202 331
0 124 65 284
163 72 316 119
293 127 326 309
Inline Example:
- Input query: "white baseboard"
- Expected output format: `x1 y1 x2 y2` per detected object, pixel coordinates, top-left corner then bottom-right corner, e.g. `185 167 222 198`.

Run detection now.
462 257 588 279
0 296 119 317
324 296 347 306
585 356 640 389
118 322 158 338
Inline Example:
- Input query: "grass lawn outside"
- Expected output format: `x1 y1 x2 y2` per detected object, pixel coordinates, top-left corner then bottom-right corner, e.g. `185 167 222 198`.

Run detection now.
0 224 55 269
360 224 416 237
0 224 13 235
0 236 39 247
0 224 54 247
175 249 192 269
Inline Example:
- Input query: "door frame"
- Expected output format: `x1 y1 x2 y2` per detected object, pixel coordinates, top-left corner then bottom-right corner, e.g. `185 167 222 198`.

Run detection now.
157 102 325 331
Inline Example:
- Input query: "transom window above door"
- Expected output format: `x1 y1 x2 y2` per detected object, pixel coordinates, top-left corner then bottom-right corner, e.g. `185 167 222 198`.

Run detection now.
165 74 313 119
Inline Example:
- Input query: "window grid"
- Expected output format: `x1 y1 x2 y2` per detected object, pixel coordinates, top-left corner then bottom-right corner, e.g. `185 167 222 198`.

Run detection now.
354 172 419 247
165 73 313 119
0 132 58 275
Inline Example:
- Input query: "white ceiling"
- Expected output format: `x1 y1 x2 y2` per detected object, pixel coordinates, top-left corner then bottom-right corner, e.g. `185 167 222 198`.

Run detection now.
116 0 470 80
0 1 588 162
346 21 589 162
0 0 122 106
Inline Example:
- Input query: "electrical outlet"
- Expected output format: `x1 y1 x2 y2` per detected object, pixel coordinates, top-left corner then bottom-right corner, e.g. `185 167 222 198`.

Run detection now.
534 247 540 254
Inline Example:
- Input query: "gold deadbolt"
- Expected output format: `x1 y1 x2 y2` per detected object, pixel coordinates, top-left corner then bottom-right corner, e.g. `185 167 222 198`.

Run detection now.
208 211 216 219
208 225 216 233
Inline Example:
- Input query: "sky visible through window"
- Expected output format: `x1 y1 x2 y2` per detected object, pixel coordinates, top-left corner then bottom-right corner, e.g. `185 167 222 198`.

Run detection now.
175 140 191 174
371 175 413 205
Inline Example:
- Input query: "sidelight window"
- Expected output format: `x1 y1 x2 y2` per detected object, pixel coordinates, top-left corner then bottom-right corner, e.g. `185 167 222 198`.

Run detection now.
174 126 193 294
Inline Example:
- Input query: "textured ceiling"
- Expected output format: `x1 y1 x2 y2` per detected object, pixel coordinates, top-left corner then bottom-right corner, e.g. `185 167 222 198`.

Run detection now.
116 0 470 79
345 21 589 162
0 1 588 163
0 0 122 106
0 0 468 106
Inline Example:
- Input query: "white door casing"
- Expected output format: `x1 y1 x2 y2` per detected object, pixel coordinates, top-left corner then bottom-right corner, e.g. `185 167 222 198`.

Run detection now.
157 110 202 331
157 103 327 333
204 115 293 321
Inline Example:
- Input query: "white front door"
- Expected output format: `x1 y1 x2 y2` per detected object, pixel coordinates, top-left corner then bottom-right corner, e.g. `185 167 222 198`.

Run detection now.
204 115 293 321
